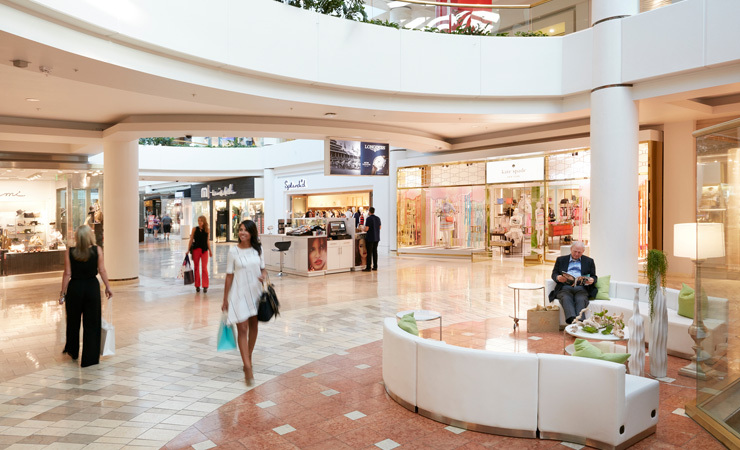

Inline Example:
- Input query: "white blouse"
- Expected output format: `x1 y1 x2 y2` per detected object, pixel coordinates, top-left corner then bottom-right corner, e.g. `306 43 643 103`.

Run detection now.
226 245 265 324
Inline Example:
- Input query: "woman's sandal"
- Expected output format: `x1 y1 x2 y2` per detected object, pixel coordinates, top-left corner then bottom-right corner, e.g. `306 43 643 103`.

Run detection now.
243 366 255 386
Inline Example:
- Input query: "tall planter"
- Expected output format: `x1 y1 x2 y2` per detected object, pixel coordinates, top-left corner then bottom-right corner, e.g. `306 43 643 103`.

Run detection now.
647 250 668 378
628 287 645 377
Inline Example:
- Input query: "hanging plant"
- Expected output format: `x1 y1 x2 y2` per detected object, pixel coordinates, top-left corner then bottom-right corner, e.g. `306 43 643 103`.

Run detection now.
646 249 668 320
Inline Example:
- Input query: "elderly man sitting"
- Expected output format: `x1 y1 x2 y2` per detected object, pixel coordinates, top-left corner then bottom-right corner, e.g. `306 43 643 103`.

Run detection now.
548 242 598 324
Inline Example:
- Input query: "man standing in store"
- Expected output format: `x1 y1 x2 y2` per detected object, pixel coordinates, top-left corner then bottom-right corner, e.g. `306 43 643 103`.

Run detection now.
363 207 381 272
548 241 598 324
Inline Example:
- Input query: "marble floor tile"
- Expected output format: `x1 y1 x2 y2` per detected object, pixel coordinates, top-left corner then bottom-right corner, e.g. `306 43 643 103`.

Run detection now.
0 239 734 449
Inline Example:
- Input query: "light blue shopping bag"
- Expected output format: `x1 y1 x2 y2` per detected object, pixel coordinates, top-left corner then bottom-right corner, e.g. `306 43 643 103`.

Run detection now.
217 316 237 352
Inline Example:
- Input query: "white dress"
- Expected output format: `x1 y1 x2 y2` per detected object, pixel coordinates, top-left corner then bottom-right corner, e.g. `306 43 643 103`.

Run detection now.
226 245 265 324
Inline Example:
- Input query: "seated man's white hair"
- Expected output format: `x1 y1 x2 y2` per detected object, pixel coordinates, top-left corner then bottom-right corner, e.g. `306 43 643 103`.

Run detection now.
571 241 585 250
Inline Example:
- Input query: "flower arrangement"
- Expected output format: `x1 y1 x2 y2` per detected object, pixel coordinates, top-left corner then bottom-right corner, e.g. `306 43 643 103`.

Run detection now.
569 308 626 339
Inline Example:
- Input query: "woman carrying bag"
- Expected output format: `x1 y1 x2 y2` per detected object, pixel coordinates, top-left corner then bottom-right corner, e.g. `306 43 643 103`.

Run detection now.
222 220 266 386
59 225 113 367
187 215 213 293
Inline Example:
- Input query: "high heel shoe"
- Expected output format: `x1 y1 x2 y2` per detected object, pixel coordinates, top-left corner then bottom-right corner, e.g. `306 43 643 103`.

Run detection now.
243 366 255 386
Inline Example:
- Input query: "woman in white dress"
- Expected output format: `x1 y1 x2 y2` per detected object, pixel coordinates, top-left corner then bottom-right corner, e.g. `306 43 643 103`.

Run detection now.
222 220 266 385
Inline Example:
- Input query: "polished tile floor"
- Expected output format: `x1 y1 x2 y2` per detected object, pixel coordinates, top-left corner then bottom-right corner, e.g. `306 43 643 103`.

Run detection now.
0 238 731 449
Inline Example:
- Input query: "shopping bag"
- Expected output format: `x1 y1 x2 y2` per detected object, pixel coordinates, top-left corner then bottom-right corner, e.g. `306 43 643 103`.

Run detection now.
217 315 237 352
100 298 115 356
258 276 280 322
183 254 195 285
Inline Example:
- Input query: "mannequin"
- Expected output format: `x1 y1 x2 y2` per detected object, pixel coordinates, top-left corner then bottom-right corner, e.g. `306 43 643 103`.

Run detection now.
535 201 545 248
438 198 456 248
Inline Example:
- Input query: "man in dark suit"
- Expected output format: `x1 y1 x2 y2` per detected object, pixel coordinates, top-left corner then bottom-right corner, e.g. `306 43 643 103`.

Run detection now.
548 241 598 324
363 207 381 272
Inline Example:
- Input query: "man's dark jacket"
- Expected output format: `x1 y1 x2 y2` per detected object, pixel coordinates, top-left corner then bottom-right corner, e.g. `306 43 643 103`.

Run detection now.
548 255 598 302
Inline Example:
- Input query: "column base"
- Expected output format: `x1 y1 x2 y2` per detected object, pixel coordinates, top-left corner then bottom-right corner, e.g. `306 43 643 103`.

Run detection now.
678 361 712 380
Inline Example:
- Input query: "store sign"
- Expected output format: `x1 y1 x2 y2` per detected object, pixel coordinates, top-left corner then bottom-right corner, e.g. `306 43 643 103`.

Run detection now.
325 139 389 176
0 190 25 197
486 157 545 183
284 179 307 191
175 191 184 198
200 184 236 199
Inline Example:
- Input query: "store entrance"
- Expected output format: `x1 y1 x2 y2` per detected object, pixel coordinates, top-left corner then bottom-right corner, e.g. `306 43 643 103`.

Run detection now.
489 183 544 257
214 200 228 243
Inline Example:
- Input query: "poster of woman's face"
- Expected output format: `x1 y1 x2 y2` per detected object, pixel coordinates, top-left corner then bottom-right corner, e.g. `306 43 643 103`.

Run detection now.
308 237 327 271
355 235 367 267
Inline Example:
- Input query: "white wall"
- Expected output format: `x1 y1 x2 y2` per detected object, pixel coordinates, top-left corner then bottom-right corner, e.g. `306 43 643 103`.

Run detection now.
663 121 697 277
5 0 738 105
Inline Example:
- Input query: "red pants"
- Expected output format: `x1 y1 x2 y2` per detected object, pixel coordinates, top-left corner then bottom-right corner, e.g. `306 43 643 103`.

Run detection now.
192 248 209 288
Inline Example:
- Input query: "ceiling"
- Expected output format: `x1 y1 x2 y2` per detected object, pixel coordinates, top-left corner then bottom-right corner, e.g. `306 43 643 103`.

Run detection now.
1 19 740 170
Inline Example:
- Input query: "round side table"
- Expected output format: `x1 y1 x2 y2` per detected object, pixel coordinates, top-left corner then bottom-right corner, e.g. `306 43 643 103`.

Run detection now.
507 283 545 329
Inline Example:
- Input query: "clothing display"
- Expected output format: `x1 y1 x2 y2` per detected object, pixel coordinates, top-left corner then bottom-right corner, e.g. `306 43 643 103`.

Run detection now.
226 246 265 324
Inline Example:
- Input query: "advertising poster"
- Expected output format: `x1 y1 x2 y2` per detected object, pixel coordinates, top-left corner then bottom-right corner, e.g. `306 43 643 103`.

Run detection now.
355 233 367 267
307 236 327 272
326 139 389 176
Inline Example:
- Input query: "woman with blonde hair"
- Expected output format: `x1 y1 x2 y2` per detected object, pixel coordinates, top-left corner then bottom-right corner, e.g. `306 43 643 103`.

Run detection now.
59 225 113 367
187 215 213 293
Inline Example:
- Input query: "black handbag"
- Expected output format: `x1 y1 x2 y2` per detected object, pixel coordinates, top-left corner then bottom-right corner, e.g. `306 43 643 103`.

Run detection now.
258 279 280 322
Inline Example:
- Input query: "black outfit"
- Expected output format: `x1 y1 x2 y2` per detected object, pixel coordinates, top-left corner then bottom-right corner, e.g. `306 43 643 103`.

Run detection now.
364 214 381 271
64 246 101 367
353 211 361 228
549 254 598 323
191 227 209 252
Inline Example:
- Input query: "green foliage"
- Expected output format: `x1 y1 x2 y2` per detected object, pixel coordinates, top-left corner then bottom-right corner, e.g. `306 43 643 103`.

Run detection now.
283 0 366 21
514 30 549 37
646 249 668 320
364 19 399 29
582 325 598 333
138 137 177 146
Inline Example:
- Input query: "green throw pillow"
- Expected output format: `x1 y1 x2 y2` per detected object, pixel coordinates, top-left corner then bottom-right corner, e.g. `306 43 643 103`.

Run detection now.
573 339 630 364
592 275 610 300
398 313 419 336
677 283 709 319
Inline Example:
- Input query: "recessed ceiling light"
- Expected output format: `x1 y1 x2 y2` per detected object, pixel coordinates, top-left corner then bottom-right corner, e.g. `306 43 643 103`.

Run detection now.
25 98 40 102
324 113 337 117
549 28 555 33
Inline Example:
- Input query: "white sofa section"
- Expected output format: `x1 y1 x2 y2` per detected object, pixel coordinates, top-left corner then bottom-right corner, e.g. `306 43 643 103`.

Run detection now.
546 279 728 359
416 338 539 438
538 353 659 450
382 318 660 449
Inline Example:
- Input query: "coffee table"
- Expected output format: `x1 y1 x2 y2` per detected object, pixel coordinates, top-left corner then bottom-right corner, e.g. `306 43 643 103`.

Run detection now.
396 309 442 340
507 283 545 329
563 324 630 356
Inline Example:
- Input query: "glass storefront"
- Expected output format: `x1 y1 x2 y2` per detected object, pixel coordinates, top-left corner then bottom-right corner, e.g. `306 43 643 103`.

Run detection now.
688 119 739 448
290 191 371 220
397 144 657 262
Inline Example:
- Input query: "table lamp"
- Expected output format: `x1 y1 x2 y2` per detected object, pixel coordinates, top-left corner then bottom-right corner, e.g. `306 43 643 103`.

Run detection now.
673 222 725 380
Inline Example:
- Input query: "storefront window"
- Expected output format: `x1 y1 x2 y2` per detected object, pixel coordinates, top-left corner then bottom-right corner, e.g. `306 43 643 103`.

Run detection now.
214 200 228 243
689 119 738 448
192 201 209 234
230 199 247 241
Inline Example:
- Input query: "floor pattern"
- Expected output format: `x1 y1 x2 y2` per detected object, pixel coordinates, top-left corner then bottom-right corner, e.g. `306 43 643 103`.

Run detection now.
0 238 732 449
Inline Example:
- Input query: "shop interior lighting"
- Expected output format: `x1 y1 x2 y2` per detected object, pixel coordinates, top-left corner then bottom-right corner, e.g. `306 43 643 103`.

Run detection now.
25 172 42 181
25 98 40 102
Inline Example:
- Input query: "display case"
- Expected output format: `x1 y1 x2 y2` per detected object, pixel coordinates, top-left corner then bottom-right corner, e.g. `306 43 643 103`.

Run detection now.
687 118 739 448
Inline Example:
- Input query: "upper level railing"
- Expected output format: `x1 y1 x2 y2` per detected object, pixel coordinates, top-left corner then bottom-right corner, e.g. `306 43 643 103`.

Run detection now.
280 0 683 37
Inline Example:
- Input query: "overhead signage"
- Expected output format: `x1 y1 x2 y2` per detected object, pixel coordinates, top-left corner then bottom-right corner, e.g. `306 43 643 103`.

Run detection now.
325 139 389 176
200 184 236 199
486 157 545 184
285 179 307 191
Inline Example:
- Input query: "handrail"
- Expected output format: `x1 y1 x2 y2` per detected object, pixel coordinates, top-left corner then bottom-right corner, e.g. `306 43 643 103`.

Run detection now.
383 0 553 9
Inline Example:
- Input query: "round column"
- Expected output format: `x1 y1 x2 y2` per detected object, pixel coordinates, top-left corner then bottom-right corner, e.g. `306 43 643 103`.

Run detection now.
388 149 407 252
589 0 639 282
103 139 139 281
263 168 276 233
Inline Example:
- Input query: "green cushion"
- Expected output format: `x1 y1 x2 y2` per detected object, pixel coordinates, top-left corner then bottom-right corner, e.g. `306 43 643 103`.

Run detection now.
398 313 419 336
592 275 611 300
677 283 709 319
573 339 630 364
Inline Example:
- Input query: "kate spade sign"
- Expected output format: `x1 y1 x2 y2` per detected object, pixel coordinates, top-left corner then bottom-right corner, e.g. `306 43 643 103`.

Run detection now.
486 157 544 183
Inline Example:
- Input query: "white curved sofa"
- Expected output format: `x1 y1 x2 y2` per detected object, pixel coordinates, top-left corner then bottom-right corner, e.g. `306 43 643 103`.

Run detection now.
382 317 659 449
545 279 728 359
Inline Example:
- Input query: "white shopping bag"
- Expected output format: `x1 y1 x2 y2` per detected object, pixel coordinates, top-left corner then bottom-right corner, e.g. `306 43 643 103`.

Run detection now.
101 297 115 356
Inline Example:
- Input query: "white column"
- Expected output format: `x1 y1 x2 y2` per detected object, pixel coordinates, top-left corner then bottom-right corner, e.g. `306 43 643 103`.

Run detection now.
263 168 276 233
103 139 139 281
388 149 406 251
589 0 639 282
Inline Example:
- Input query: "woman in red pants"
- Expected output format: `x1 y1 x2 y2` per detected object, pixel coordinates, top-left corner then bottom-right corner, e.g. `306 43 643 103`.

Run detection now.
187 215 213 293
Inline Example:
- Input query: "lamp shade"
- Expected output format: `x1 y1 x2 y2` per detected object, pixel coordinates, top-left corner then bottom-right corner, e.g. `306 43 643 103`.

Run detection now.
674 223 725 260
